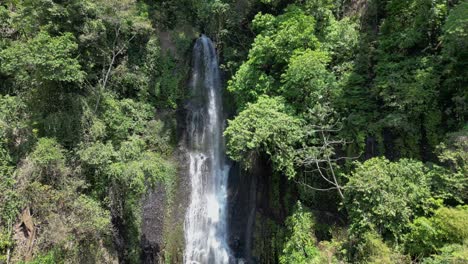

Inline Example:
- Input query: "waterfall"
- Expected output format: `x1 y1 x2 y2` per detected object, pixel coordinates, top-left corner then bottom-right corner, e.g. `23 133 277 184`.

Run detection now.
184 35 232 264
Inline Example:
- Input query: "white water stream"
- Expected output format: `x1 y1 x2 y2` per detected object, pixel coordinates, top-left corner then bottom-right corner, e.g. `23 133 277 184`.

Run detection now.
184 35 231 264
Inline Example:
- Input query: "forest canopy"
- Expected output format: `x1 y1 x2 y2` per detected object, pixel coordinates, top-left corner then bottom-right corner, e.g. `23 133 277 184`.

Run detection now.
0 0 466 263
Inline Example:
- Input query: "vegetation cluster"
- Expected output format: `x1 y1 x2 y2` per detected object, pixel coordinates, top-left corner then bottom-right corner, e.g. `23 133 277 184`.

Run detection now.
0 0 466 263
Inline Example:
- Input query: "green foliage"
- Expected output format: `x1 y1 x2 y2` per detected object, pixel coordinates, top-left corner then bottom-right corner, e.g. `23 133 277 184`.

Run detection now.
225 96 303 178
143 120 173 155
354 231 410 264
252 213 287 263
0 31 85 86
379 0 447 52
18 166 112 263
421 243 468 264
441 1 468 57
344 158 438 243
344 155 466 261
0 164 18 223
0 1 179 261
12 138 105 260
280 202 322 264
19 250 61 264
440 1 468 127
437 128 468 173
316 228 348 264
77 129 176 261
225 0 466 263
0 96 27 229
78 137 175 200
111 36 183 109
374 55 442 156
101 95 153 142
29 138 68 186
228 6 319 108
0 228 14 262
280 49 336 110
322 16 359 63
356 231 392 263
108 149 176 196
0 0 466 262
0 95 31 157
405 206 468 257
72 195 111 237
433 129 468 202
149 52 183 109
337 0 461 159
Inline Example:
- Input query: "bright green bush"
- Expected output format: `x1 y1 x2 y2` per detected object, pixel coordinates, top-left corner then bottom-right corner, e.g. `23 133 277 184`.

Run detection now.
101 95 153 142
228 5 319 108
422 243 468 264
224 96 303 178
356 231 393 264
29 138 69 187
433 129 468 202
280 49 337 110
354 231 411 264
405 206 468 257
344 158 437 243
19 250 61 264
0 31 85 86
280 202 322 264
0 228 14 262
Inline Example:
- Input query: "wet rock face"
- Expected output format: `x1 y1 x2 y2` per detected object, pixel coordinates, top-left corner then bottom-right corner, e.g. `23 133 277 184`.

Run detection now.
227 163 258 263
140 145 191 264
141 185 167 264
141 235 160 264
227 156 298 264
226 159 262 263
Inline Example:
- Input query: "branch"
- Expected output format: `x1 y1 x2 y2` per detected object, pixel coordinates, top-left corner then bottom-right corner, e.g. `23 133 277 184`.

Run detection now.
322 131 344 199
306 123 343 133
303 165 329 173
96 26 137 112
315 160 337 187
302 155 361 164
294 179 342 191
102 25 122 91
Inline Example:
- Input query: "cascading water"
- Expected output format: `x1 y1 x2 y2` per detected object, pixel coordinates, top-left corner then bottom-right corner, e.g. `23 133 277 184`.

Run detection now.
184 35 232 264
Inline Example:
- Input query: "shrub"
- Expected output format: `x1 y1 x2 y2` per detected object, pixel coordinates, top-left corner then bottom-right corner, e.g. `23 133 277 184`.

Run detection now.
405 206 468 257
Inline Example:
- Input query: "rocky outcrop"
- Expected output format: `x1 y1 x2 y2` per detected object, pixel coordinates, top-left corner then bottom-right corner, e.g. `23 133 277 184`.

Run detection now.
227 156 297 264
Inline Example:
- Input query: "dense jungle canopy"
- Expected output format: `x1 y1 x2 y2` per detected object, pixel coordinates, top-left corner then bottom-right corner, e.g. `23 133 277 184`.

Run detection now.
0 0 466 263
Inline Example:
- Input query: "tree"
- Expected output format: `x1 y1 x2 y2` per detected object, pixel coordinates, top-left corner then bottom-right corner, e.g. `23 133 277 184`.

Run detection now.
224 96 303 178
0 31 85 87
227 5 319 108
405 206 468 257
0 1 179 262
433 129 468 203
280 202 322 264
344 158 437 243
280 49 337 111
78 134 176 262
439 0 468 129
225 99 350 198
294 104 350 199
